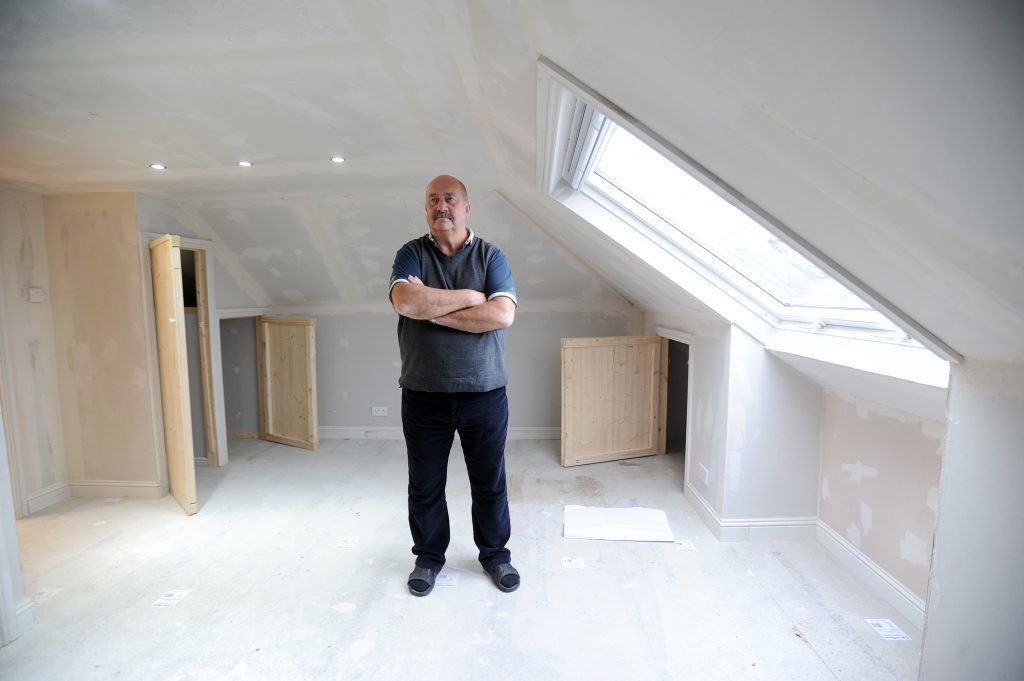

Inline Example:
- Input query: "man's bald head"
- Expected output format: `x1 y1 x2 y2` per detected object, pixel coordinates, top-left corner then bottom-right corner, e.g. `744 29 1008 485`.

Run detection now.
426 174 468 202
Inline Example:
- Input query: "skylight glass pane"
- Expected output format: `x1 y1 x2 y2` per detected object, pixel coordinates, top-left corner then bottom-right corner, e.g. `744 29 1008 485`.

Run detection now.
592 126 873 312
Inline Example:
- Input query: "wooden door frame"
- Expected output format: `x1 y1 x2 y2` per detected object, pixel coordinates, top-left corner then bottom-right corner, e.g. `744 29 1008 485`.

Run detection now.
142 233 229 469
184 248 220 467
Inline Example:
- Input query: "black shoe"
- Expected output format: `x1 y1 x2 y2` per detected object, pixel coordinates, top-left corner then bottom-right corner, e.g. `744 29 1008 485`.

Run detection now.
407 566 438 597
484 562 520 592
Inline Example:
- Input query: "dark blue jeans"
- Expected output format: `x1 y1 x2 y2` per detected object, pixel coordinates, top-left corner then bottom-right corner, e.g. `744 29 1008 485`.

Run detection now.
402 387 511 571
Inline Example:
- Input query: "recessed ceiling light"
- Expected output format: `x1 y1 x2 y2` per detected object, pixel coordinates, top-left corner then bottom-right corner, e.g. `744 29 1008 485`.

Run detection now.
331 156 345 164
150 163 166 170
237 160 253 167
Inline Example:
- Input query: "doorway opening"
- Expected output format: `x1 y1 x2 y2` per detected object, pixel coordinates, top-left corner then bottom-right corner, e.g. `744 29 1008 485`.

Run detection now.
179 248 218 467
218 314 318 451
219 317 260 441
664 338 689 462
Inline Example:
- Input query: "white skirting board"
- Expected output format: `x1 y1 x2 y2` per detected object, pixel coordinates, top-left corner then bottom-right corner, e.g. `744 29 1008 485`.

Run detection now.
1 598 35 647
816 521 926 630
68 479 164 499
684 482 817 541
26 481 71 515
15 597 35 640
319 426 560 441
684 482 926 630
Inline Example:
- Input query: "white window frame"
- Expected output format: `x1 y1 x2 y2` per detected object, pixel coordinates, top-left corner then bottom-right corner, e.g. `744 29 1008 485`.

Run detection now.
537 58 957 386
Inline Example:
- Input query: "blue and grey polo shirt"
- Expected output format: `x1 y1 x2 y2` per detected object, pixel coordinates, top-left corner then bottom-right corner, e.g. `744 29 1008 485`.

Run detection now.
389 231 517 393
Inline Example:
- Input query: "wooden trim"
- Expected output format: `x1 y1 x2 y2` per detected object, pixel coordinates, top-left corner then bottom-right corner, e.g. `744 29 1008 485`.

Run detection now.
657 336 669 454
256 315 269 441
259 314 317 326
306 321 318 449
25 481 71 514
560 337 569 465
217 307 268 319
262 433 317 451
561 335 657 349
190 249 219 467
654 325 696 345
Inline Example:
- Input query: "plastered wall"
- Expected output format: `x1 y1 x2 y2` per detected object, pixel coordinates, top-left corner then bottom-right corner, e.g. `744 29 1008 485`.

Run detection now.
0 392 31 644
43 193 165 496
920 360 1024 680
687 328 730 510
722 328 821 520
819 391 942 601
0 187 68 515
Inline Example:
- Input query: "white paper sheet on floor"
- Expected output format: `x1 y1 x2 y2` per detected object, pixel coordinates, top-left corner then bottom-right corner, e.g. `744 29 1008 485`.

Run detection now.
563 505 675 542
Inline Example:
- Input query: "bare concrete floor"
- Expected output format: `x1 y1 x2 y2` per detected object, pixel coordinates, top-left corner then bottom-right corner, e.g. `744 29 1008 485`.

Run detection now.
2 439 922 680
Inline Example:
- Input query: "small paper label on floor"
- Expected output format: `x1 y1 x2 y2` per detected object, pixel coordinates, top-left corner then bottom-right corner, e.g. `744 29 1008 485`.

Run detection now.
674 540 697 552
33 588 63 603
337 537 359 548
436 572 459 587
866 619 911 640
563 556 585 569
153 590 191 607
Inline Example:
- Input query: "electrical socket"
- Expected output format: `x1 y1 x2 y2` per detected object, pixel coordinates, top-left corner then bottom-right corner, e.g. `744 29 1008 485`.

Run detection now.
370 406 388 417
697 463 711 486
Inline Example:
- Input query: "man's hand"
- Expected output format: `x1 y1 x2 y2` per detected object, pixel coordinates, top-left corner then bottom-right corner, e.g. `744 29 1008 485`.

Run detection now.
433 296 515 333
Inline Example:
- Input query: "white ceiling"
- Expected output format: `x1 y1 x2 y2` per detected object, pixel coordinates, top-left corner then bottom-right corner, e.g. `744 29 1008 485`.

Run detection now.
1 1 1022 362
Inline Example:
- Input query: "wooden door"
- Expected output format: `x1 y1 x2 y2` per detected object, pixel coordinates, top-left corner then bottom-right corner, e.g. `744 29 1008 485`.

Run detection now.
561 336 668 467
150 235 198 515
257 316 318 450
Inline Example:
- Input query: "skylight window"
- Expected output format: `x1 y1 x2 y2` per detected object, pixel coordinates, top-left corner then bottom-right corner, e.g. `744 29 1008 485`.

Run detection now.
586 125 897 330
538 59 956 385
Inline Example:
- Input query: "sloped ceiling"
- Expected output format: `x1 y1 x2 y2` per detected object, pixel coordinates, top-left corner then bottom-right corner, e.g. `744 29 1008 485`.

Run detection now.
1 1 1021 361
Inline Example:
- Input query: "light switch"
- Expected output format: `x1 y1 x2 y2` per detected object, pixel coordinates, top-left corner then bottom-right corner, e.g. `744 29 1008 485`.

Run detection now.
28 287 46 303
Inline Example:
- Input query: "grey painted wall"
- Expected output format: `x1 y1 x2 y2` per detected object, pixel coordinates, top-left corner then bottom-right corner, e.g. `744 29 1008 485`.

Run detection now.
312 306 641 432
219 317 260 434
184 312 206 458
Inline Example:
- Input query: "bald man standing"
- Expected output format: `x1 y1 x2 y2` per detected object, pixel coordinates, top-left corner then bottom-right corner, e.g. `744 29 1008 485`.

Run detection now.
388 175 520 597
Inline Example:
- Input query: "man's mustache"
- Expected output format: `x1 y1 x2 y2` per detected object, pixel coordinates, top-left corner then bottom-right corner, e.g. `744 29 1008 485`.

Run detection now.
433 211 453 220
